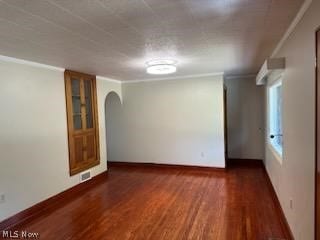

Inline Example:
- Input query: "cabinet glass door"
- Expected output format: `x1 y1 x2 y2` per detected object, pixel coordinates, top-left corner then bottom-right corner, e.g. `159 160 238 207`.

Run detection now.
84 79 93 129
71 78 82 130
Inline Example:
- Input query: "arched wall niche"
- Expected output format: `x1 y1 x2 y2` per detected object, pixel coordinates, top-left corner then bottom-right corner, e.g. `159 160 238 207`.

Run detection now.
104 91 122 166
96 77 123 172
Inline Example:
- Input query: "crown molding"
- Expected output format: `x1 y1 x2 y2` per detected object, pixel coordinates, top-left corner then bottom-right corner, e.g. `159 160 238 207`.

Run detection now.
96 75 122 84
224 74 257 80
271 0 312 57
122 72 224 84
0 55 120 84
0 55 224 84
0 55 65 72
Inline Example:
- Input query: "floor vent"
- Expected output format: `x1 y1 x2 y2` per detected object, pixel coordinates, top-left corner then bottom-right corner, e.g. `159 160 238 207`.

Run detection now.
80 171 92 183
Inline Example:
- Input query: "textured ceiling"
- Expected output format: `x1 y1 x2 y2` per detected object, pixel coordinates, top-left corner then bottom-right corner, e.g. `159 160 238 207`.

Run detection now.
0 0 303 81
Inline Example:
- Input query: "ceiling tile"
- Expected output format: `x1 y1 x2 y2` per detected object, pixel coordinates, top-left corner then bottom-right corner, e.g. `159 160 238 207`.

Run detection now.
0 0 304 80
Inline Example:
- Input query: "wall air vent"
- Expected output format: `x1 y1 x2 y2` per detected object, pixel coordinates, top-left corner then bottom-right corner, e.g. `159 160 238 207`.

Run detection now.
256 58 285 85
80 171 91 183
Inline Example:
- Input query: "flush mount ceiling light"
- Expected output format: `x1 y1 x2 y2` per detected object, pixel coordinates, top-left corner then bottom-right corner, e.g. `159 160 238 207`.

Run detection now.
146 59 177 75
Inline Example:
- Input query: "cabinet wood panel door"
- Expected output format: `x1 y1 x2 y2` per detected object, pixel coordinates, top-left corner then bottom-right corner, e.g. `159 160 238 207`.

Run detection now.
65 70 100 176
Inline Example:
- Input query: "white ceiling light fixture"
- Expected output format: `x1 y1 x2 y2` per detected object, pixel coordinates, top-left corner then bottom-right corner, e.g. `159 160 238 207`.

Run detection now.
146 59 177 75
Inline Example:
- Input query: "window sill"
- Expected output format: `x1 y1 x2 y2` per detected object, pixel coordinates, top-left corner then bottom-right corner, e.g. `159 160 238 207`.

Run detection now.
267 143 283 164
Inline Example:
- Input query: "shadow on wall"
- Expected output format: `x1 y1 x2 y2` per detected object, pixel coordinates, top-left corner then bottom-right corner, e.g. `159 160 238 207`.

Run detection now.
105 91 122 165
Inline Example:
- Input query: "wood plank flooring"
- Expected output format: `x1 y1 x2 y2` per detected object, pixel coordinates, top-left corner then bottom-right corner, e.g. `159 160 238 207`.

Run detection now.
4 161 289 240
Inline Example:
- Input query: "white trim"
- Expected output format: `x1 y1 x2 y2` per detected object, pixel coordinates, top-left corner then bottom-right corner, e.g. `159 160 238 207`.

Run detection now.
0 55 65 72
268 71 285 86
122 72 224 84
96 75 122 84
267 143 283 164
224 74 256 80
269 76 283 88
271 0 312 57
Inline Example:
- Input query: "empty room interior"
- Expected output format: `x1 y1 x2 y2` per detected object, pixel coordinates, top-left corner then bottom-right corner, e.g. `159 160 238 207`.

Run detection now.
0 0 320 239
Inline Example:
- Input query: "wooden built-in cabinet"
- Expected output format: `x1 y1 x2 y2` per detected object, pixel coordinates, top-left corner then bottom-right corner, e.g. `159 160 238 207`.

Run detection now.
65 70 100 176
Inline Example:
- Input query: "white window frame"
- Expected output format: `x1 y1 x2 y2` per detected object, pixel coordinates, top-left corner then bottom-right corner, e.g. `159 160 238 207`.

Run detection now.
267 77 283 162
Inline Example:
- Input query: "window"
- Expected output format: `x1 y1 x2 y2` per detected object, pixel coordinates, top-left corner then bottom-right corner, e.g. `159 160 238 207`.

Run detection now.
268 79 283 157
65 70 100 176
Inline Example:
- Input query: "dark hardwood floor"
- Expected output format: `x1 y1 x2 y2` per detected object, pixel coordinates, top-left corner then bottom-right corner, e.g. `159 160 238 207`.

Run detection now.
4 161 289 240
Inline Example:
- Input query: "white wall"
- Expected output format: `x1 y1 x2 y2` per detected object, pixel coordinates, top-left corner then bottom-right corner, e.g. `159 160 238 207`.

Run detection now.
106 76 226 168
264 1 319 239
224 76 265 160
0 59 122 221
